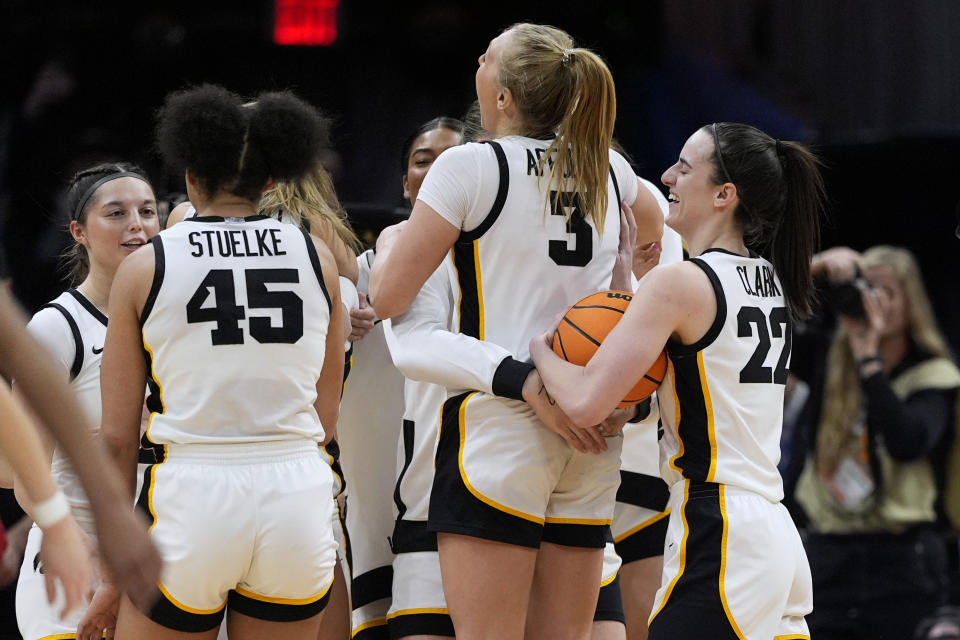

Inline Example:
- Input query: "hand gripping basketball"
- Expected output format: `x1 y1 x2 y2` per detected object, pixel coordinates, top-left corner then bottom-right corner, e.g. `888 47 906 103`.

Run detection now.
552 290 666 407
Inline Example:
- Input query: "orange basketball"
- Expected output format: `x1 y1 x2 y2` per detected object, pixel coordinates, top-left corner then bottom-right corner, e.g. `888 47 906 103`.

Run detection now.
552 290 667 408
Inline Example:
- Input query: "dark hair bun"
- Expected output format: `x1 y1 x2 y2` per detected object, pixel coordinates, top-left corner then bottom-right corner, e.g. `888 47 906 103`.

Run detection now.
246 91 329 183
155 84 245 195
156 84 328 201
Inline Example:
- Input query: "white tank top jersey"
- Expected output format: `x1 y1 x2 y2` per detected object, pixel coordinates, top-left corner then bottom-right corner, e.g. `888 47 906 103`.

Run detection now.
657 249 789 502
141 215 332 446
27 289 108 519
418 136 637 359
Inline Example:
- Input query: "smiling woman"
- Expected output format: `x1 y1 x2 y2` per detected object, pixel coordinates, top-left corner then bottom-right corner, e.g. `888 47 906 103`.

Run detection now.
15 162 162 640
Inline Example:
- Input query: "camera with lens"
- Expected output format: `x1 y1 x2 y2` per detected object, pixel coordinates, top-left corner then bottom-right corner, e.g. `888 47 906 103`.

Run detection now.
822 276 871 318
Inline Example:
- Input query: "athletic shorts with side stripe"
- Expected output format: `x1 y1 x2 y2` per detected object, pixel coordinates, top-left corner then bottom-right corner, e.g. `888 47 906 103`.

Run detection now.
648 481 811 640
430 392 622 549
138 441 338 632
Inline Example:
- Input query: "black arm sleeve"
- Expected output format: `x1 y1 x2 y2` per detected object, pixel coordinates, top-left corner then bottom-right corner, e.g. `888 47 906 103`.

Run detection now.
492 356 535 401
861 372 954 460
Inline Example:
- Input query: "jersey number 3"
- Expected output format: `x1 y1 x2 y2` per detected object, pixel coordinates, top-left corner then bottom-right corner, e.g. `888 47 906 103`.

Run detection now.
186 268 304 345
737 306 790 384
548 190 592 267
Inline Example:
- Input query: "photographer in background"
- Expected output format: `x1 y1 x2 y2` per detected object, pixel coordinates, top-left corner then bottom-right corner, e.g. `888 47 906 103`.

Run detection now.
787 245 960 639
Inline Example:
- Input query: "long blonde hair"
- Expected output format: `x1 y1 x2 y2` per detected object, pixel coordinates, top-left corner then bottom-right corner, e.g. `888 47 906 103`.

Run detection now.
498 23 616 234
816 246 952 473
260 163 361 254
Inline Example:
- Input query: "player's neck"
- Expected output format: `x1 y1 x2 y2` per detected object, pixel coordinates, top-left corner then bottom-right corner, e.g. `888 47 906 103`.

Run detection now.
686 228 748 258
76 270 112 313
194 192 260 218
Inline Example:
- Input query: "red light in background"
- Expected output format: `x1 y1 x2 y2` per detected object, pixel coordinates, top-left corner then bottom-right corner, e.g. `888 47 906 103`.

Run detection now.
274 0 339 46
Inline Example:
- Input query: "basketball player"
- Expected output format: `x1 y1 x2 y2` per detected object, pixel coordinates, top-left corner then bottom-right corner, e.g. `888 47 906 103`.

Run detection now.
530 122 825 639
8 162 161 640
160 157 359 640
369 24 662 639
338 116 465 640
98 84 343 638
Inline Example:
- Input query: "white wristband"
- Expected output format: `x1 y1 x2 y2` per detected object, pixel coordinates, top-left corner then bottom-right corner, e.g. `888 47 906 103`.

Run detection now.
32 490 70 530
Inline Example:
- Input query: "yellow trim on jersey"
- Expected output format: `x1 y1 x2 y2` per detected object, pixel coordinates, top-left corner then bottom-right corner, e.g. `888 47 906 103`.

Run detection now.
718 485 748 639
613 509 671 543
458 392 544 525
649 481 689 623
544 516 613 526
141 335 166 445
234 574 334 605
600 570 619 588
38 634 98 640
158 581 226 615
667 358 684 473
697 352 719 482
351 618 387 636
433 399 443 472
386 607 450 619
473 239 485 340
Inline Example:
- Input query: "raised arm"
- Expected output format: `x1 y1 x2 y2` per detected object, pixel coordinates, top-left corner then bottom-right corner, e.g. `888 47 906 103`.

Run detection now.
369 202 459 319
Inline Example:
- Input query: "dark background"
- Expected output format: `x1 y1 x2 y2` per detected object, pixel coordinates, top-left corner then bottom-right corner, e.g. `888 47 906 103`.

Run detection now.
1 0 958 350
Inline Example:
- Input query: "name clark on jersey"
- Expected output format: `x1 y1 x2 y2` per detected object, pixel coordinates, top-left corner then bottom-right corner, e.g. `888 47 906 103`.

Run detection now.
737 264 782 298
188 228 287 258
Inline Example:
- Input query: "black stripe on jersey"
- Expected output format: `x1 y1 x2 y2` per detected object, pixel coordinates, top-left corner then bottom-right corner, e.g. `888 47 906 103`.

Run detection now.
616 470 670 511
458 140 509 243
134 462 155 524
391 519 437 553
609 165 621 207
647 481 741 639
667 348 714 482
227 587 330 622
614 514 668 563
67 289 108 326
140 236 165 326
429 392 544 549
300 228 333 312
453 241 482 339
393 419 415 519
667 258 726 356
141 342 165 447
42 303 83 380
594 573 626 623
351 565 393 609
389 612 456 638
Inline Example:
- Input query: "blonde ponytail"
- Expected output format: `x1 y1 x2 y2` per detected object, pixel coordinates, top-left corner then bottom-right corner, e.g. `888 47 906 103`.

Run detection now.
499 24 616 234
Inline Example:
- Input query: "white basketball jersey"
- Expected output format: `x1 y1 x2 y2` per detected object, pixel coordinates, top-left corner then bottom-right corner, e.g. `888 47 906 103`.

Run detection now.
141 215 331 445
28 290 108 520
446 138 624 358
657 249 788 501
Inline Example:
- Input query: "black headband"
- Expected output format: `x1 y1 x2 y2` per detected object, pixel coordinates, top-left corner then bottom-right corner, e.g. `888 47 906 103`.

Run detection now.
72 172 151 221
711 123 734 184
